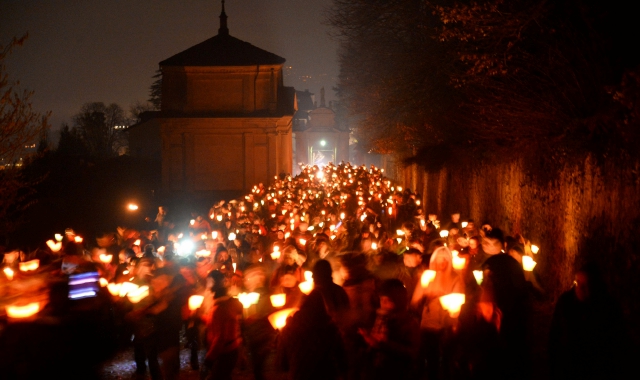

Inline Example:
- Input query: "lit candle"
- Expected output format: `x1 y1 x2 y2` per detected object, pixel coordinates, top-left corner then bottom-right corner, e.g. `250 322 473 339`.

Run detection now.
4 267 14 280
54 234 63 242
439 293 465 318
46 240 62 252
304 271 313 282
472 270 483 285
107 283 122 297
188 295 205 311
99 278 109 287
228 232 236 241
6 302 40 319
531 245 539 254
74 236 83 243
298 281 314 295
421 270 436 288
270 293 286 308
268 308 298 330
522 256 537 271
127 285 149 304
451 251 466 270
19 259 39 272
99 253 113 264
461 221 468 228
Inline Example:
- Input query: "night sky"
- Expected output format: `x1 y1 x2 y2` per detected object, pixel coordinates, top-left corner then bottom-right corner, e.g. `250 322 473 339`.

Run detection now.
0 0 338 130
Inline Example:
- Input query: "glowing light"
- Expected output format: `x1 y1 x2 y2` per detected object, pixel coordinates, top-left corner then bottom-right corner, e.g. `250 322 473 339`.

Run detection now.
340 212 345 220
128 204 139 211
522 256 537 271
232 263 237 272
211 232 218 240
299 238 307 246
201 233 208 240
461 221 468 228
107 283 122 296
473 271 483 285
298 281 314 295
54 234 63 242
439 230 449 238
134 239 141 246
452 251 466 270
118 282 138 297
46 240 62 252
388 207 393 215
74 236 83 243
190 219 195 225
4 267 14 280
439 293 466 318
268 308 298 330
99 254 113 264
19 259 39 272
304 271 313 282
99 278 109 287
396 229 405 236
371 242 378 250
228 232 236 241
270 294 286 308
421 270 436 288
188 295 205 311
320 140 326 146
531 245 540 254
6 302 40 319
128 285 149 303
216 214 223 221
195 249 211 257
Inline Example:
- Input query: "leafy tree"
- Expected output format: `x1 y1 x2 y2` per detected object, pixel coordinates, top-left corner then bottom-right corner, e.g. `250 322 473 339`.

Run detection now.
72 102 127 158
148 69 161 110
0 34 50 239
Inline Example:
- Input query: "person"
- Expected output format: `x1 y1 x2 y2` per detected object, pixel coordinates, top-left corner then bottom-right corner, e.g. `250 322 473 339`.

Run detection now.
277 290 348 380
312 259 350 328
549 263 631 380
202 270 243 380
359 279 420 380
411 246 464 380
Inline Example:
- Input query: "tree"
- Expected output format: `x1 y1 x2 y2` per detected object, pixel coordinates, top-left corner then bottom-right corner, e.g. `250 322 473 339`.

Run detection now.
0 34 50 239
148 69 161 110
72 102 127 158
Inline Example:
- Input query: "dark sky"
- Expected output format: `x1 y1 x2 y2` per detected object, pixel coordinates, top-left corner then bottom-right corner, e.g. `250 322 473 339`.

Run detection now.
1 0 339 129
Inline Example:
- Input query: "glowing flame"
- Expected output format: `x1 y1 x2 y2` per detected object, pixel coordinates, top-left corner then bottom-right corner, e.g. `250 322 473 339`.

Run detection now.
107 282 122 296
439 230 449 238
421 270 436 288
99 254 113 264
439 293 465 318
522 256 537 271
270 293 286 308
299 238 307 246
216 215 223 221
6 302 40 319
388 207 393 215
461 221 468 228
396 229 405 236
452 252 466 270
195 249 211 257
190 219 195 225
268 308 298 330
304 271 313 282
46 240 62 252
134 239 141 246
99 278 109 287
188 295 205 311
118 282 138 297
228 232 236 241
371 242 378 250
128 203 139 211
531 245 539 254
201 233 208 240
54 234 63 242
212 231 218 239
19 259 39 272
74 236 83 243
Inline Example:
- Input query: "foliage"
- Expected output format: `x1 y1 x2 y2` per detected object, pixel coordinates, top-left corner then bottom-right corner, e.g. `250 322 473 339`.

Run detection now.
328 0 640 171
70 102 128 159
148 69 162 110
0 34 49 239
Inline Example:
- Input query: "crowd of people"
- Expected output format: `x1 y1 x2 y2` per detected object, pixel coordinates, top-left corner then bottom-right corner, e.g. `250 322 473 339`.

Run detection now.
0 162 631 379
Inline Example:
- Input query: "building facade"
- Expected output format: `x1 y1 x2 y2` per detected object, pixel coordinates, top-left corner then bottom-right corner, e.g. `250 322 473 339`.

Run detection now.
129 4 295 194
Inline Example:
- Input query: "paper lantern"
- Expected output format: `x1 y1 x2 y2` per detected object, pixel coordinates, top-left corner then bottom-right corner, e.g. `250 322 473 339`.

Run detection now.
461 221 468 228
270 294 286 308
439 230 449 238
439 293 465 318
99 278 109 287
304 271 313 282
421 270 436 288
74 236 83 243
268 308 298 330
522 256 537 271
452 254 466 271
188 295 204 311
54 234 63 242
107 283 122 296
99 254 113 264
531 245 539 254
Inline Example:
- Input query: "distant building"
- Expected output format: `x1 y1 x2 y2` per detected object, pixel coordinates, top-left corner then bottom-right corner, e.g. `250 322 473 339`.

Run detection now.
292 87 349 175
129 2 295 195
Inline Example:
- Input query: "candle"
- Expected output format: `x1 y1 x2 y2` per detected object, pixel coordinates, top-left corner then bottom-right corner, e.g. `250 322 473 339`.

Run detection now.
188 295 205 311
127 285 149 304
298 281 314 295
439 230 449 238
74 236 83 243
99 253 113 264
461 221 468 228
107 283 122 297
421 270 436 288
472 270 483 285
3 267 14 280
54 233 63 242
530 245 539 254
268 308 298 330
6 302 40 319
270 294 286 308
228 232 236 241
304 271 313 282
118 282 138 297
452 252 466 270
439 293 465 318
99 278 109 287
46 240 62 252
19 259 39 272
522 256 537 271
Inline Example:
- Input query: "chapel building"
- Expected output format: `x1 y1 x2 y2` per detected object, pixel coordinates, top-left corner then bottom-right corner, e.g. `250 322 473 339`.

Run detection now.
129 3 295 195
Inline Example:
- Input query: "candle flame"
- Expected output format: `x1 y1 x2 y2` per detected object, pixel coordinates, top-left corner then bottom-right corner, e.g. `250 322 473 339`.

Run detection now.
270 293 286 308
522 256 537 271
19 259 39 272
3 267 14 280
421 270 436 288
268 308 298 330
6 302 40 319
188 295 205 311
46 240 62 252
530 245 539 254
439 293 465 318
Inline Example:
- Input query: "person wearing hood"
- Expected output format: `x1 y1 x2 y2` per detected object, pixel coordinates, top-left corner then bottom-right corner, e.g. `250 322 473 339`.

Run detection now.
411 246 464 380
